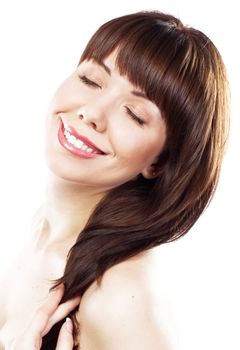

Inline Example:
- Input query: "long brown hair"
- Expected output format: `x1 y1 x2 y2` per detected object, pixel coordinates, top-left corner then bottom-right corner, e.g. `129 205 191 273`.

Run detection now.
41 10 229 349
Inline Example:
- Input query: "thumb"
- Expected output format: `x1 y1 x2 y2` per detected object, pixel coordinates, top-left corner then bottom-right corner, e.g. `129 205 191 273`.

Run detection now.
55 318 74 350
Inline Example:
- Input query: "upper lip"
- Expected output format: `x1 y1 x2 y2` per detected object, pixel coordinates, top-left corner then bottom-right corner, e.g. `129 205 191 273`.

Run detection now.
62 122 105 154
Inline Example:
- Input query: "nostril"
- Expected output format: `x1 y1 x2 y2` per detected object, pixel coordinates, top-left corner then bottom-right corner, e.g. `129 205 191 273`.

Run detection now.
78 114 98 130
91 122 97 130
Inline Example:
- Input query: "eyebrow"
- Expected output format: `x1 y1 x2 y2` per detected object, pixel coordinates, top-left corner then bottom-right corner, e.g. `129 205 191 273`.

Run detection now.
93 59 149 100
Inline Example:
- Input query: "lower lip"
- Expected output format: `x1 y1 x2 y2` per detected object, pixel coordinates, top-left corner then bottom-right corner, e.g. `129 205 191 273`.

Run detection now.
57 121 104 159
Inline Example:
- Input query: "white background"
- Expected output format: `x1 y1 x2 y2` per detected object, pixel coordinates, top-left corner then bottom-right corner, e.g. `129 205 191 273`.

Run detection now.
0 1 239 349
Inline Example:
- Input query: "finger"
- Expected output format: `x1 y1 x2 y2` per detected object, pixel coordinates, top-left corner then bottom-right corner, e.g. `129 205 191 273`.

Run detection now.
39 284 65 316
6 286 67 349
55 318 74 350
7 334 42 350
41 295 81 336
28 284 65 334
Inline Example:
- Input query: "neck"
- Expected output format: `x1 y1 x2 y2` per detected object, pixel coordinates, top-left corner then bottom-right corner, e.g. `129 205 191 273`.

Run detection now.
33 170 107 254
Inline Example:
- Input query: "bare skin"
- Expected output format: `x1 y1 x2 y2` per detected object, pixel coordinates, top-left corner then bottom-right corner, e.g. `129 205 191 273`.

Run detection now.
3 284 79 349
0 51 171 348
0 210 158 349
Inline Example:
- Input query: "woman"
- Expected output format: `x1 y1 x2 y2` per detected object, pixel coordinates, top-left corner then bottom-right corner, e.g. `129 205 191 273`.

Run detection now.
0 9 229 350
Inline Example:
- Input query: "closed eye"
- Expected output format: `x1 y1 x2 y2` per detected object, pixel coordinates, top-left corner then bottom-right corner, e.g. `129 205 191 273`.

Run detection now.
78 75 145 127
124 107 145 126
78 75 102 89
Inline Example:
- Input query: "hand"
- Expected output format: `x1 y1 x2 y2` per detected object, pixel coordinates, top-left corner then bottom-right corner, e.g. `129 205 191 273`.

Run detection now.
5 284 81 350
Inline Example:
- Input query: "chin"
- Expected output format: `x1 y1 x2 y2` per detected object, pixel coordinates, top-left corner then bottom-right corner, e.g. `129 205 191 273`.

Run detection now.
44 148 76 182
44 150 95 187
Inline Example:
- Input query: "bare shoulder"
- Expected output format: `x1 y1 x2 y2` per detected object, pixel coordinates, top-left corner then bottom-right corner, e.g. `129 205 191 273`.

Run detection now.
77 249 177 349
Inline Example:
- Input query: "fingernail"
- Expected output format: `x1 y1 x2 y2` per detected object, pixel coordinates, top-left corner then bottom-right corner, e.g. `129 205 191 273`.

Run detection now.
65 317 73 334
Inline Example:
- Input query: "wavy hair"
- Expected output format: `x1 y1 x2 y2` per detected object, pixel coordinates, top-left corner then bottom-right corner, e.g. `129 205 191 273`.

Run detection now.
41 10 230 349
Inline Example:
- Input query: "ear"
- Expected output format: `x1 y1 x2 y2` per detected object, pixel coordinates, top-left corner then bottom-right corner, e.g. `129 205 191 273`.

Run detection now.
141 164 159 179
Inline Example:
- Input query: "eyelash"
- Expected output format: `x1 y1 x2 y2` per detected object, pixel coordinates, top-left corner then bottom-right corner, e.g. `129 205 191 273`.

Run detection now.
123 107 145 126
78 74 145 126
79 75 101 88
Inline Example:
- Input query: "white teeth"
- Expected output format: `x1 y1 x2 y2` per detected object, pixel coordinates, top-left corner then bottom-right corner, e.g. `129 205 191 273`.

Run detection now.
64 130 70 138
75 139 84 148
69 135 76 144
63 127 95 153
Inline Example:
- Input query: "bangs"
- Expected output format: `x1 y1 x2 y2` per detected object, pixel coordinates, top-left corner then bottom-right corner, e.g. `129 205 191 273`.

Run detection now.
78 12 199 118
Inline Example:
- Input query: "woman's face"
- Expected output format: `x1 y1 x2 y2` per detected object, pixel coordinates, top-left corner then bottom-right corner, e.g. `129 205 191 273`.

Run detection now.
45 50 167 192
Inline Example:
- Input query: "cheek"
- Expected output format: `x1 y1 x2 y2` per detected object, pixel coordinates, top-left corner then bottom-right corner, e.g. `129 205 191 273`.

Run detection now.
113 127 159 168
47 74 81 113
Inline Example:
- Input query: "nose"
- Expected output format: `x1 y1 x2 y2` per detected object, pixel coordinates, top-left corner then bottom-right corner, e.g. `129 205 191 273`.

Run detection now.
77 108 107 133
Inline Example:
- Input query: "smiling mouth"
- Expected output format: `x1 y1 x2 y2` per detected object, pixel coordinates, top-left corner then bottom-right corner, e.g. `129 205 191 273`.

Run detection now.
58 121 106 159
63 128 101 154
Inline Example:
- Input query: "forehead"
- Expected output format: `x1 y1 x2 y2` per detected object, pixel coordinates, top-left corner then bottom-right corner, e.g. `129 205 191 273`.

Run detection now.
83 50 121 78
101 50 119 71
